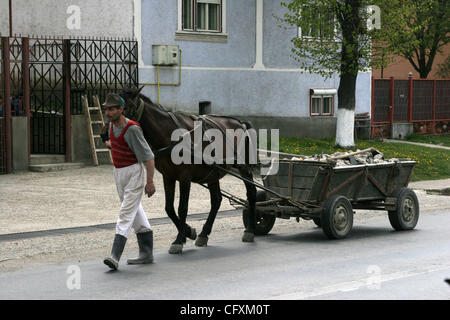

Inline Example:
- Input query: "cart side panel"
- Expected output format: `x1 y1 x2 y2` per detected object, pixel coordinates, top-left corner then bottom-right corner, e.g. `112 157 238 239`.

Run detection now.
263 161 323 201
326 168 361 200
329 162 416 201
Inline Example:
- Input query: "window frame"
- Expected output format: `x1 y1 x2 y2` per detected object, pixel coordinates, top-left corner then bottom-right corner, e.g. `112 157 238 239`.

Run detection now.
179 0 225 34
310 94 334 117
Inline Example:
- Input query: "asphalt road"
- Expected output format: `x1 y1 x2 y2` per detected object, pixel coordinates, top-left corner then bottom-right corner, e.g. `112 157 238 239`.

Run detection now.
1 210 449 300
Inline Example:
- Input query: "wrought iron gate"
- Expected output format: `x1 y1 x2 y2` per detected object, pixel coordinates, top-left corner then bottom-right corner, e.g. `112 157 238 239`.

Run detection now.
70 38 139 115
30 38 66 154
1 36 138 171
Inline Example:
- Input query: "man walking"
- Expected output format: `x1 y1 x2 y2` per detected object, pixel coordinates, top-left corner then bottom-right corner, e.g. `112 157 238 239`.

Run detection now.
102 93 156 270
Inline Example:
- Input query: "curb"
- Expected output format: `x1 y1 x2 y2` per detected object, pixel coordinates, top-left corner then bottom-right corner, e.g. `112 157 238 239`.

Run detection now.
0 209 242 243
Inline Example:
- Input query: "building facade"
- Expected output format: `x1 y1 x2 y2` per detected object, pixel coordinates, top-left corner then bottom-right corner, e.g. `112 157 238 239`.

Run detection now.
137 0 372 138
1 0 374 173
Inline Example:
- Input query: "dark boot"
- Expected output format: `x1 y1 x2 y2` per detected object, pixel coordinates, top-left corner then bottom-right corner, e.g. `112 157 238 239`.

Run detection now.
104 234 127 270
127 230 154 265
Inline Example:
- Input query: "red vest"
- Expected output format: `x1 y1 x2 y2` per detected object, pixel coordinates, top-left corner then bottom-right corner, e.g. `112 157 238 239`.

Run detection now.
110 120 140 168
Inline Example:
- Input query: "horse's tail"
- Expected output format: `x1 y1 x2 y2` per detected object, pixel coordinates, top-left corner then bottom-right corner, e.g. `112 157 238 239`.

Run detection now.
240 120 259 170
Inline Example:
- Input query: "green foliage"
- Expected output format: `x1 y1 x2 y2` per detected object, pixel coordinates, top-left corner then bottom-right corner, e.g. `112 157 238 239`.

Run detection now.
279 0 377 78
279 136 450 181
373 0 450 78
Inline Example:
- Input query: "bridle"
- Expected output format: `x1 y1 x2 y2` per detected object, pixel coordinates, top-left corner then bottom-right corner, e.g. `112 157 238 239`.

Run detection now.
123 95 145 123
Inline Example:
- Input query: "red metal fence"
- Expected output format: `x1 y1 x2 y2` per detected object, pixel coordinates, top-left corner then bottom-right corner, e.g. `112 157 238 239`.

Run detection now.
371 77 450 138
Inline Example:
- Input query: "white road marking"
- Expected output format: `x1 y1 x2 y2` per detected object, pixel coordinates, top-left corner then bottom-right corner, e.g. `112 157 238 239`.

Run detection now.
268 264 450 300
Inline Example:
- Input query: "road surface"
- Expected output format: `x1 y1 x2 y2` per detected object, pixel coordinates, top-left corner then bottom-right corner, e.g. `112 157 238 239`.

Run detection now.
0 209 449 300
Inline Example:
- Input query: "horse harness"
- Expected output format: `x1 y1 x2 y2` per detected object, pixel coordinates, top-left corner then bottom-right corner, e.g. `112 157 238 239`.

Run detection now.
133 98 250 184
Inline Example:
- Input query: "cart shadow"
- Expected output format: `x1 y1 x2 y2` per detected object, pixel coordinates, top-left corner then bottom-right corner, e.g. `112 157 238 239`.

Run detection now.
264 225 419 244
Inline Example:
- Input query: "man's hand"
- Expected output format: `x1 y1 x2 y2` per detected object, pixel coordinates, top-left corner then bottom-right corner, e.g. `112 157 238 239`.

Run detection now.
145 181 156 198
106 140 112 149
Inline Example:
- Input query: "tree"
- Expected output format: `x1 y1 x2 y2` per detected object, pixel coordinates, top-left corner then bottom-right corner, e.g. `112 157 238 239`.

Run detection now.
279 0 377 148
436 55 450 78
374 0 449 79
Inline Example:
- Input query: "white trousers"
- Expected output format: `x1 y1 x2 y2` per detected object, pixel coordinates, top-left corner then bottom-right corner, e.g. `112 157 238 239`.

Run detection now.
113 162 152 238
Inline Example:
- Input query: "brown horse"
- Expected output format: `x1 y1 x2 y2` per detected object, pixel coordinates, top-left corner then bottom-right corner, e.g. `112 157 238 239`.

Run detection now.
119 87 257 254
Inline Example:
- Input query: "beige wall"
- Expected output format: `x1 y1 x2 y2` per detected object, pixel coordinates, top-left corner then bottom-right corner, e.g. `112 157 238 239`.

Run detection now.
373 44 450 79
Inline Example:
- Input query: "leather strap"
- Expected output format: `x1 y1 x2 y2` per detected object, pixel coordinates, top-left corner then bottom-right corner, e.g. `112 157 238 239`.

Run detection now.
135 98 145 122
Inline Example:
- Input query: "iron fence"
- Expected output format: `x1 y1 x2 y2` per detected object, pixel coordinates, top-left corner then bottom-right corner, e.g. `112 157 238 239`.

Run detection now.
372 77 450 136
0 35 139 173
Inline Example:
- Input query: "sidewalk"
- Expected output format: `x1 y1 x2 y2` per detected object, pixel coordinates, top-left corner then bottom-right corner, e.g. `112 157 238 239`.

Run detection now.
0 165 249 235
409 178 450 192
0 165 448 236
384 139 450 150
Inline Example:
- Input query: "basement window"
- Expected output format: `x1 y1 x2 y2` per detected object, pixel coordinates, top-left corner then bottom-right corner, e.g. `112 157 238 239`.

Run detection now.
310 88 336 116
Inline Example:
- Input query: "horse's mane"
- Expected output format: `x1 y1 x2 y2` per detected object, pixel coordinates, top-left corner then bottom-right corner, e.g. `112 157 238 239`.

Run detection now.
120 87 168 112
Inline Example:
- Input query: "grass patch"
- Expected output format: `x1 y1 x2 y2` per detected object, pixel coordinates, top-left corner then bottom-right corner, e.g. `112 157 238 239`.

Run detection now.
278 137 450 182
404 133 450 147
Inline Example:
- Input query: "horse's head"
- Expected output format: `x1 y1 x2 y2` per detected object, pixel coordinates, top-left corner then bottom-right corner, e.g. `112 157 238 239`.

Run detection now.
119 86 145 121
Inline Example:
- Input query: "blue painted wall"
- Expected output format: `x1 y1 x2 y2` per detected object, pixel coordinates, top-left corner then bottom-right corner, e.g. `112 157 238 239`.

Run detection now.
139 0 371 121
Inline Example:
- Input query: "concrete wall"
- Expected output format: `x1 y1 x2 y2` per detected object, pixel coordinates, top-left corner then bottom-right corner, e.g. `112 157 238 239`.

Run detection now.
0 0 134 38
237 116 337 139
71 114 92 164
11 117 28 171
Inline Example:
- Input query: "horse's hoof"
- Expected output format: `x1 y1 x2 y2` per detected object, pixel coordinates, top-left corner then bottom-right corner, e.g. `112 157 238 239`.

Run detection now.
242 231 255 243
195 235 208 247
188 227 197 241
168 244 183 254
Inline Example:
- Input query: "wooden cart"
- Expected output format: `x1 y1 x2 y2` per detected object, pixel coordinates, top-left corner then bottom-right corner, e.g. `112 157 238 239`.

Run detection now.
241 158 419 239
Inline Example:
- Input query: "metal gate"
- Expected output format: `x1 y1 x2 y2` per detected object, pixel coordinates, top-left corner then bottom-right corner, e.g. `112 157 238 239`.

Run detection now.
0 38 5 174
29 38 66 154
1 36 138 172
69 38 139 115
372 77 450 136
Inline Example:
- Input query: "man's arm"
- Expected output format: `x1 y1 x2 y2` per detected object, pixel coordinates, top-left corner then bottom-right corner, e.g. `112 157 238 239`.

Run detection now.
123 125 156 198
144 158 156 198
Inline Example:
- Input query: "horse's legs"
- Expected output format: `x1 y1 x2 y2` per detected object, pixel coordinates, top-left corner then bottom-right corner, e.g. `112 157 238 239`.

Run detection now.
239 167 257 242
169 180 191 254
195 181 222 247
163 177 196 249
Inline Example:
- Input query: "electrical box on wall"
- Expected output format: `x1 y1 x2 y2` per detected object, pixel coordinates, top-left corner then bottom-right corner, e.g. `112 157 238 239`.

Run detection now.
152 45 179 66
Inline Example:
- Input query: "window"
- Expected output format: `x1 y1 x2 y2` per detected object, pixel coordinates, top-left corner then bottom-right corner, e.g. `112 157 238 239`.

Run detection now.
182 0 222 32
310 89 335 116
177 0 227 42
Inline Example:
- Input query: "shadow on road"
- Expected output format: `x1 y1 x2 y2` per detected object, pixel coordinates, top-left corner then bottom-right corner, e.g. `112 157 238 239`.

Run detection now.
264 225 420 244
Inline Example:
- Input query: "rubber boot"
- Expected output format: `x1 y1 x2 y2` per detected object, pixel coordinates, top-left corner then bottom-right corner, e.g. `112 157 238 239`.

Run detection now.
104 234 127 270
127 230 154 265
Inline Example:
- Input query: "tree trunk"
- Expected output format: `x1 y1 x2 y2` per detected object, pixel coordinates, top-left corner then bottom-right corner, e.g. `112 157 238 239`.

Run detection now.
335 0 361 148
335 72 357 148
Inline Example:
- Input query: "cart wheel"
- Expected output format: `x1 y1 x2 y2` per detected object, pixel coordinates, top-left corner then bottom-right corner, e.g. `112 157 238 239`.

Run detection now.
321 195 353 240
312 217 322 228
242 190 276 236
388 188 419 231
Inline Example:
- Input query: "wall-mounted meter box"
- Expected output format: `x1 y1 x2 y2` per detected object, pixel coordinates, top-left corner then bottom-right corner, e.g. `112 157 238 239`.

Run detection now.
152 45 179 66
